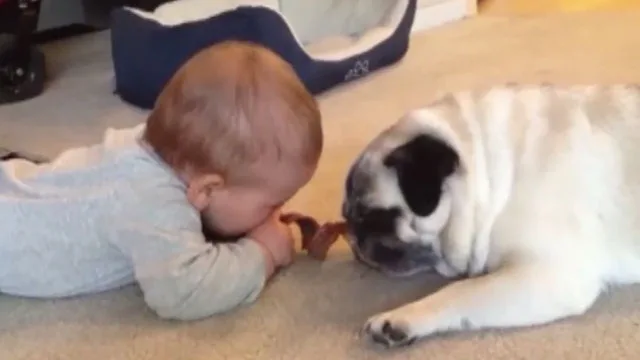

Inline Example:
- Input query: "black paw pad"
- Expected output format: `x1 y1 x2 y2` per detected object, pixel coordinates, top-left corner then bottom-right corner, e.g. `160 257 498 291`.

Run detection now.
369 321 415 348
382 321 409 342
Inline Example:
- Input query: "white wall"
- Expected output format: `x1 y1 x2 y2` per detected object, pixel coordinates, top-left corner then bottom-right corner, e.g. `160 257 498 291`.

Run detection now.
412 0 473 33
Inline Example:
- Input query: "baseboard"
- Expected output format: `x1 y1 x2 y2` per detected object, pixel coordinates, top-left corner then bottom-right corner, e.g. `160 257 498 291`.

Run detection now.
411 0 470 33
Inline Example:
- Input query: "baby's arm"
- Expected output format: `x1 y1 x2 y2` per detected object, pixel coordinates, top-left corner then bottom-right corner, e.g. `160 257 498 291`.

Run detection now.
114 222 271 321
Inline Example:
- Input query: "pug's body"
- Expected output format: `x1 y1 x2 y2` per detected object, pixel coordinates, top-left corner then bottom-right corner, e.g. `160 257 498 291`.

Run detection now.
342 84 640 347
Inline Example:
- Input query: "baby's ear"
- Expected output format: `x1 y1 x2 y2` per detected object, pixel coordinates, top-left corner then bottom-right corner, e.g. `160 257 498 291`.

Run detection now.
187 174 224 211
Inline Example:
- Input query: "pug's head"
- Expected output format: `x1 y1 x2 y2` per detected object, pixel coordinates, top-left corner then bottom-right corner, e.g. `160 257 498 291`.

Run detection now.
342 127 460 277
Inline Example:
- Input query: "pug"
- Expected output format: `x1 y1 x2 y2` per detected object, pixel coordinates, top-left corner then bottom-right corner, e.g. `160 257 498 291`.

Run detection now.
342 84 640 347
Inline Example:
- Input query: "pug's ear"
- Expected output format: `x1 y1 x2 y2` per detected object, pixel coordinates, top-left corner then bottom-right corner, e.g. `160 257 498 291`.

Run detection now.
383 134 459 216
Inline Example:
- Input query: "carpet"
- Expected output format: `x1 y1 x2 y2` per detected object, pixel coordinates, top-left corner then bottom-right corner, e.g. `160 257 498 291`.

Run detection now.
2 10 640 360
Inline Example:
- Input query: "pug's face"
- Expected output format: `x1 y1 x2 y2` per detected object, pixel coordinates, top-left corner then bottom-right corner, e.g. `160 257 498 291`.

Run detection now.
342 132 459 277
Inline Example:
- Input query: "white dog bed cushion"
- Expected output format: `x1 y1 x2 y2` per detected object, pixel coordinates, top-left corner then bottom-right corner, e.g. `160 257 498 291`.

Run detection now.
110 0 416 109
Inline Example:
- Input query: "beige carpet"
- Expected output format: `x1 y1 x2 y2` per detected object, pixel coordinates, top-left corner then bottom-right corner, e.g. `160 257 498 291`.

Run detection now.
2 10 640 360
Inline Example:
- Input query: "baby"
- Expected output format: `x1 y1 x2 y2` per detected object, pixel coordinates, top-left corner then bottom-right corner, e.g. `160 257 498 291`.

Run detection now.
0 41 322 320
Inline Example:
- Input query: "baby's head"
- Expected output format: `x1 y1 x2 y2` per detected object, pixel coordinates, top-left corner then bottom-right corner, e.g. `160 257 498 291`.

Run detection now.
143 41 322 236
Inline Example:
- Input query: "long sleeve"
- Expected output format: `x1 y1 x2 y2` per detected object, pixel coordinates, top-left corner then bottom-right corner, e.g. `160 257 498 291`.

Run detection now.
0 123 271 306
113 221 268 321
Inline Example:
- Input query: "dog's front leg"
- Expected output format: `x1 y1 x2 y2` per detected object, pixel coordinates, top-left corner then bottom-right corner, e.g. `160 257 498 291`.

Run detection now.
364 262 602 347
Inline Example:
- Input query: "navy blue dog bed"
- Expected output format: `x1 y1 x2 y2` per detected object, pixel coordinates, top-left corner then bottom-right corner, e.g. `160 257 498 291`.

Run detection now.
110 0 417 109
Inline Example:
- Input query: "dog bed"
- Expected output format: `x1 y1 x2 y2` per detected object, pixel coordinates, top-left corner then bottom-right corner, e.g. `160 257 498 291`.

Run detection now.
110 0 417 109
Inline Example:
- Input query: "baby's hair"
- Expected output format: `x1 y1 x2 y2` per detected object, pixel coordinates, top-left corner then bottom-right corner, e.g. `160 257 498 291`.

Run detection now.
143 40 322 183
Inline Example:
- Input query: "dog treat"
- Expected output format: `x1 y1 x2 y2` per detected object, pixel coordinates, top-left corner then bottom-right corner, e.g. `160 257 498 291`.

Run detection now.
280 212 347 260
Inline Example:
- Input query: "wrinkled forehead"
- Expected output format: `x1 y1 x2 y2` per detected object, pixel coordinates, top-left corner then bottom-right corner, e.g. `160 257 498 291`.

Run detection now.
344 116 427 206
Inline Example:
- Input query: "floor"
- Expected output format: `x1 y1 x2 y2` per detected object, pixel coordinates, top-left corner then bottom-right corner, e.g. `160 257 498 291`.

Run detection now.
479 0 640 14
2 9 640 360
2 4 640 360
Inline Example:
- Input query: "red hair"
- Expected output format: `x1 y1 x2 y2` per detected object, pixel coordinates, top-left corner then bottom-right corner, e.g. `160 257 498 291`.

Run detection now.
144 41 322 183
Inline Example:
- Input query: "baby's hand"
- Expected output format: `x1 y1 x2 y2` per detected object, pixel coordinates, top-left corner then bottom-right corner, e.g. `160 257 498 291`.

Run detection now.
280 212 346 261
248 211 295 275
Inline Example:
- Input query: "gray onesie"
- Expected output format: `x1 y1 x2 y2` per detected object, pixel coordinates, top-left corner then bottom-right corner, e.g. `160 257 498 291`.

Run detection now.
0 124 267 320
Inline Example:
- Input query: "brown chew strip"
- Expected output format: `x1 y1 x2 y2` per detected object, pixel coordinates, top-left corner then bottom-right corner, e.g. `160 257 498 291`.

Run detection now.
280 212 347 260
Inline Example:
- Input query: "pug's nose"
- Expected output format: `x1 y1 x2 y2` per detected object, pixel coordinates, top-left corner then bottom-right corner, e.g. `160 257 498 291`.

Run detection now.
342 200 364 221
341 201 351 219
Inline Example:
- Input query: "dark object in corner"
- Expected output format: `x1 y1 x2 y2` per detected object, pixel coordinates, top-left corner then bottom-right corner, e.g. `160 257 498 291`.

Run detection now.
0 0 46 105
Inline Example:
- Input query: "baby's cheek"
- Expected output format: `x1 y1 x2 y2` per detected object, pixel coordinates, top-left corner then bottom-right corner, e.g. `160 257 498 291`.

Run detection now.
237 209 271 234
